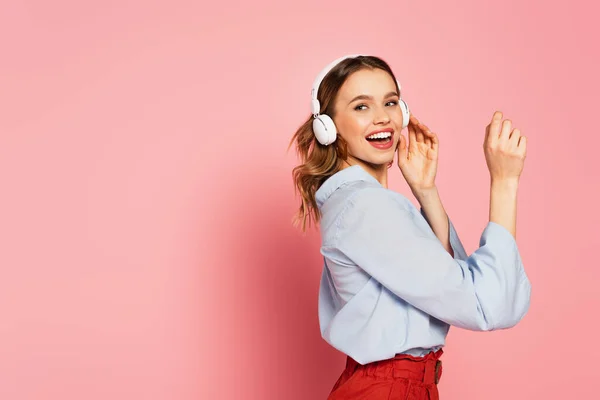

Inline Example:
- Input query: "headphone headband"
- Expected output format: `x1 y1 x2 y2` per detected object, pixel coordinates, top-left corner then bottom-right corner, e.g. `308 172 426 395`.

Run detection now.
311 54 362 115
310 54 402 116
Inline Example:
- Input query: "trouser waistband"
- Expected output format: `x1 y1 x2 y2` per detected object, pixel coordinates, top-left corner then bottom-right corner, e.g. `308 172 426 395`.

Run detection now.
345 349 443 385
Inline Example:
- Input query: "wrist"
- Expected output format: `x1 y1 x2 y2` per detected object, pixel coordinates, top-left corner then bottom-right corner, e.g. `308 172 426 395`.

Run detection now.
413 185 438 203
490 178 519 192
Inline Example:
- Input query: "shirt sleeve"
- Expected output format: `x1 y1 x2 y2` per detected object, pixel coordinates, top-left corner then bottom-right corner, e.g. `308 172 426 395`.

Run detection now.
332 188 531 331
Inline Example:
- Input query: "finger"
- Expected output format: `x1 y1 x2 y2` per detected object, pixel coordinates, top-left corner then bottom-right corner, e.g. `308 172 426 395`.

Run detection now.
401 133 408 151
420 123 438 144
429 130 439 145
499 119 512 144
408 123 417 152
416 127 425 143
509 128 521 150
417 120 429 131
487 111 503 146
428 131 439 152
491 110 503 125
517 135 527 157
414 121 426 142
397 134 408 165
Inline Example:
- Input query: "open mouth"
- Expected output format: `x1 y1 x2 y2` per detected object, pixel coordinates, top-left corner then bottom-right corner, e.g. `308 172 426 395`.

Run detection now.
366 136 392 143
365 131 393 149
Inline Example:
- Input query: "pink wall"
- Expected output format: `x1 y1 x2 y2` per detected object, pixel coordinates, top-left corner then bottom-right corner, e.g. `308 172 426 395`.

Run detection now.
1 1 598 399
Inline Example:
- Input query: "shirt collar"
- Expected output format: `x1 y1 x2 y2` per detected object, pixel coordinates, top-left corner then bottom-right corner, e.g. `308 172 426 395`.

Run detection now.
315 165 381 208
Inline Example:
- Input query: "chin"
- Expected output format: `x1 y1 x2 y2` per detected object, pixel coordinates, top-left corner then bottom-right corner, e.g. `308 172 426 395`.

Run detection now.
350 147 395 168
363 155 394 168
372 152 395 165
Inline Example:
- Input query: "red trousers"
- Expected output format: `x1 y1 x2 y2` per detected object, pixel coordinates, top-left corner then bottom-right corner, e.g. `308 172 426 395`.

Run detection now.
327 349 443 400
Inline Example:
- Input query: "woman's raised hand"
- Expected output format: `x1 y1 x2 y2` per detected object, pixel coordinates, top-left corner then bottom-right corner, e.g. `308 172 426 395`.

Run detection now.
397 114 439 193
483 111 527 182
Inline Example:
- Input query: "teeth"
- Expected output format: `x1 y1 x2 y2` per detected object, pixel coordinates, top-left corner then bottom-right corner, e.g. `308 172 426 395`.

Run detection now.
367 131 392 139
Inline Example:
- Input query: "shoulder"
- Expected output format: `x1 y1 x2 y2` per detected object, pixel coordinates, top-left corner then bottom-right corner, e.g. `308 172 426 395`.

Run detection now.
335 186 416 234
343 186 412 216
326 186 428 251
319 182 418 242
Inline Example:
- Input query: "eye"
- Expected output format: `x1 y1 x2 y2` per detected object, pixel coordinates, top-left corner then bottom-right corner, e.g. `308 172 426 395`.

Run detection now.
354 101 398 111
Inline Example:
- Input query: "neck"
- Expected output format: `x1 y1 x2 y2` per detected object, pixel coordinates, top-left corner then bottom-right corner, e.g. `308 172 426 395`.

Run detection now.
341 158 389 188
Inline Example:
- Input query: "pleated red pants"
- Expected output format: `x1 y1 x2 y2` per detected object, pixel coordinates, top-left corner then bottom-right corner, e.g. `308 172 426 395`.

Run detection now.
327 349 443 400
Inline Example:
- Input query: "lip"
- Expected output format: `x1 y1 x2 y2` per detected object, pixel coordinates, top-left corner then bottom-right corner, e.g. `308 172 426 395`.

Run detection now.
365 128 395 150
365 128 394 139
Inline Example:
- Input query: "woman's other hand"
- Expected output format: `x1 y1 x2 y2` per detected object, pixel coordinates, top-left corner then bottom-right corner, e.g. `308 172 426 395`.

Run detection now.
484 111 527 183
397 114 439 194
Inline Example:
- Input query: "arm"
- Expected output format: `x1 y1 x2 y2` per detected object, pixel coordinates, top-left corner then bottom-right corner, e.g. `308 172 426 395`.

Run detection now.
414 186 453 257
332 188 531 331
416 187 469 261
489 178 518 238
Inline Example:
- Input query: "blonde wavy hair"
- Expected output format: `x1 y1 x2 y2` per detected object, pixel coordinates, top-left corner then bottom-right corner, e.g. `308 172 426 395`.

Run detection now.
289 55 400 231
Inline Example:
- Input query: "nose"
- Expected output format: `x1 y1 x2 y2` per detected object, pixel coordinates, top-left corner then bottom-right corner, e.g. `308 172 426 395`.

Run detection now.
374 106 391 124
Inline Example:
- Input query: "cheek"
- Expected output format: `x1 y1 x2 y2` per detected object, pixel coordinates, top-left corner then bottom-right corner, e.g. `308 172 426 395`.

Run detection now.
393 109 405 125
348 116 371 135
336 115 369 140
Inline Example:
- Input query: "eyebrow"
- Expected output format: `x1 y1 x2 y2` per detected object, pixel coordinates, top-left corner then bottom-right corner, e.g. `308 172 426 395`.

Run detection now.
348 91 399 105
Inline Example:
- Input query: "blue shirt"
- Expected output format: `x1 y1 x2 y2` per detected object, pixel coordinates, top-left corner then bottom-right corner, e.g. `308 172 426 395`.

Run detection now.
316 165 531 365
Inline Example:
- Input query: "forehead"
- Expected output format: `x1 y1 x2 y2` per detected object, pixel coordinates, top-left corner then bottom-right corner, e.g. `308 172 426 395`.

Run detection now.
336 68 397 102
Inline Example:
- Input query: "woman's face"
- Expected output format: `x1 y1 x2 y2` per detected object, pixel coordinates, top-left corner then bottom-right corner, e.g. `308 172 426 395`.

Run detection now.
333 68 404 170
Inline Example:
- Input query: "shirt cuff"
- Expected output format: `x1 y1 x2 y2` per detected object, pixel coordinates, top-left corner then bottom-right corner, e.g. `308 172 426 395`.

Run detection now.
480 221 518 251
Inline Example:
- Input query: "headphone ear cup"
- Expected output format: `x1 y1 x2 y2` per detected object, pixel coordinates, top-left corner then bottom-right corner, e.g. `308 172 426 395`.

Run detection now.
399 99 410 129
312 114 337 145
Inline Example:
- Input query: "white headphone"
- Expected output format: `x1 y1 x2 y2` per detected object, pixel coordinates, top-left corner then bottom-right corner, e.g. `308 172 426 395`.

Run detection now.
311 54 410 146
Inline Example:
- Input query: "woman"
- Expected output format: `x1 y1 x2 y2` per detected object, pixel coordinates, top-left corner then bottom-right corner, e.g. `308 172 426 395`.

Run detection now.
290 54 531 399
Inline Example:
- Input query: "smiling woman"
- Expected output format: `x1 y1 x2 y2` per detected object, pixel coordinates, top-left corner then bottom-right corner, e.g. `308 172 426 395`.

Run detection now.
289 54 531 400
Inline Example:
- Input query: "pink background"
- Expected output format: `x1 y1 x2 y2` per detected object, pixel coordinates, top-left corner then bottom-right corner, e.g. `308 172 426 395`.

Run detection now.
1 1 598 399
